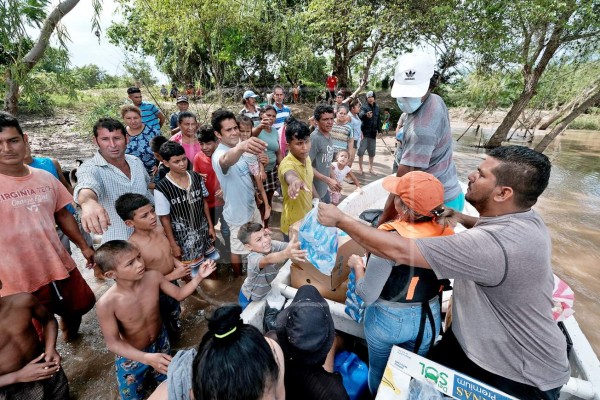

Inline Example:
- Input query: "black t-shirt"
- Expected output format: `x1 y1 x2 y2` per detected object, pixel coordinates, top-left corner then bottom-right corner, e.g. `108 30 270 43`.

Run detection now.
284 360 349 400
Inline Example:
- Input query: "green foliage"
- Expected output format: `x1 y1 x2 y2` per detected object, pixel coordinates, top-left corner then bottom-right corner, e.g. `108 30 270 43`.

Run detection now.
445 71 522 109
123 57 157 86
530 62 600 110
569 109 600 131
79 91 123 135
446 61 600 112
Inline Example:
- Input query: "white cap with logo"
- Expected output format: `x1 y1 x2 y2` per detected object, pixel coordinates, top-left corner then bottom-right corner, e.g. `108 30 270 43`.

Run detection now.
391 51 435 98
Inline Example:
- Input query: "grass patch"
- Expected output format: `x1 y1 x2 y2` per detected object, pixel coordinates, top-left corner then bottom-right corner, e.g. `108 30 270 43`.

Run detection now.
569 111 600 131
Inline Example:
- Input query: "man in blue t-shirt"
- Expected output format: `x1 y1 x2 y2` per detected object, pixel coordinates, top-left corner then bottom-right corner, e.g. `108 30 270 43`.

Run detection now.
127 87 165 132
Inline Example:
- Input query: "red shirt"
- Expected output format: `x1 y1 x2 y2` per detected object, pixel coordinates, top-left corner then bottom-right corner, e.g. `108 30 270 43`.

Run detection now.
193 152 224 208
326 75 338 90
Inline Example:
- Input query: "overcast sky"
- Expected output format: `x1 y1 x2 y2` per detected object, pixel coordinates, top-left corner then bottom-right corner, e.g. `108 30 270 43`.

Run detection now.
54 0 167 81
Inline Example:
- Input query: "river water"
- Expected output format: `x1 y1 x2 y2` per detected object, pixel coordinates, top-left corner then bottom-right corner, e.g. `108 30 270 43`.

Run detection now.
451 127 600 357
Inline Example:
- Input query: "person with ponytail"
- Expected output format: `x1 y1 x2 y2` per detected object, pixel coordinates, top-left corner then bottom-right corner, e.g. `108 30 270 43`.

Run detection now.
149 304 284 400
348 171 455 393
192 304 285 400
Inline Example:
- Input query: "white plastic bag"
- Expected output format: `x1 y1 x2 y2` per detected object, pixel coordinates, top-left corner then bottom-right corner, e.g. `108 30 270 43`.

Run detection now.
298 207 338 275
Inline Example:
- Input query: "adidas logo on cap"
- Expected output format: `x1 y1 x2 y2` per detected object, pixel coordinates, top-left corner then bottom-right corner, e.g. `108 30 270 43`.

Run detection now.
404 70 416 81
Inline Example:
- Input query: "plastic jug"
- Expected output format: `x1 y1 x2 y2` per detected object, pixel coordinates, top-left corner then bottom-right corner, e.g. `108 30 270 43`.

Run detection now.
334 351 369 400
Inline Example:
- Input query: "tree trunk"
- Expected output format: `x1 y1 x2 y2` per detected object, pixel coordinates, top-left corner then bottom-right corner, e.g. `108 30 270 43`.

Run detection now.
538 79 600 130
333 52 350 89
534 87 600 153
3 0 81 115
485 83 537 148
349 42 380 97
538 107 567 131
3 71 19 116
484 8 572 148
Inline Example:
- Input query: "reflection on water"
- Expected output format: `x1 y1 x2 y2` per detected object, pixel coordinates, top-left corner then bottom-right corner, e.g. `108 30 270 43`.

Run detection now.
453 128 600 357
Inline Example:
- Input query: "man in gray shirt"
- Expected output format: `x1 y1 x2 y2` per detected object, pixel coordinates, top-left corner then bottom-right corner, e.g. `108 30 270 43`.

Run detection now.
309 104 341 203
317 146 569 399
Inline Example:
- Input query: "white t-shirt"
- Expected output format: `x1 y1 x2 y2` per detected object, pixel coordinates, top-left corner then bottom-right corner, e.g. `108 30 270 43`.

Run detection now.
212 143 259 226
332 163 351 184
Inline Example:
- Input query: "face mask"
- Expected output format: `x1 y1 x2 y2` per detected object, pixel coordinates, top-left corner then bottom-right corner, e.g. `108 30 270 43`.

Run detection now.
396 97 423 114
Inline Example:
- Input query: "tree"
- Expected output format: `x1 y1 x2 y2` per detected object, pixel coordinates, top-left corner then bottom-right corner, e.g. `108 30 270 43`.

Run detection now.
109 0 284 91
469 0 600 148
534 85 600 152
3 0 78 114
303 0 411 91
537 77 600 130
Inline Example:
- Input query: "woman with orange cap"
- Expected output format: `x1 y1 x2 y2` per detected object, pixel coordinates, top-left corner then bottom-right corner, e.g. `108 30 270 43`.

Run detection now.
348 171 455 393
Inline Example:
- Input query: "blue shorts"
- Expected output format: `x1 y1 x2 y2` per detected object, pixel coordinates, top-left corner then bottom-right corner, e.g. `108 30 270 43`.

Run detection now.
114 326 170 400
445 192 465 212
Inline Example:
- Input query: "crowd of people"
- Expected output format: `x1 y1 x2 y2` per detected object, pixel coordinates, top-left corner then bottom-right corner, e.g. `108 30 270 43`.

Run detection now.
0 51 570 400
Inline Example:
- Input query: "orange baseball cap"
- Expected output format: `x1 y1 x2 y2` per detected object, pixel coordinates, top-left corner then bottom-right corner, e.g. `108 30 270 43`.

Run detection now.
382 171 444 217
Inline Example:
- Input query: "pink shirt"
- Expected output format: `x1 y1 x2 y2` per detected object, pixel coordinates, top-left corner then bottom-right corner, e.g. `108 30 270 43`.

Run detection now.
170 132 202 162
0 167 76 295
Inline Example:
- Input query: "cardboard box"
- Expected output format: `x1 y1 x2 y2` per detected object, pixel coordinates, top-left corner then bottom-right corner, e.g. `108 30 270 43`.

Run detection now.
376 346 517 400
289 221 365 303
291 263 349 303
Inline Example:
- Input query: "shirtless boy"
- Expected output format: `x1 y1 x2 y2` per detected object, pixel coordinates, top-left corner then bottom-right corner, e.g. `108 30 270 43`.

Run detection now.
0 280 68 400
115 193 191 338
95 241 215 400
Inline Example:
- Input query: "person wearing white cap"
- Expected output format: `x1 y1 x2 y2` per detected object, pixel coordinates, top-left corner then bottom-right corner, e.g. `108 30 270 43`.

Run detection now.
239 90 261 126
378 51 463 226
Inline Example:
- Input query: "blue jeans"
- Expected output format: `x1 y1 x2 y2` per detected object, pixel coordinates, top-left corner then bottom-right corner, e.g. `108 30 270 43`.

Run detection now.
364 297 441 393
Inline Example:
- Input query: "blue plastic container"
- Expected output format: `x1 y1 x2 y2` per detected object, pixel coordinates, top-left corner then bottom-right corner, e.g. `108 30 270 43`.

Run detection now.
334 351 369 400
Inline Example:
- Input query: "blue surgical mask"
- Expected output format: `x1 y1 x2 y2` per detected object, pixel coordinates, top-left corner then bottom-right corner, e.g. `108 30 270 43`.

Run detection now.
396 97 423 114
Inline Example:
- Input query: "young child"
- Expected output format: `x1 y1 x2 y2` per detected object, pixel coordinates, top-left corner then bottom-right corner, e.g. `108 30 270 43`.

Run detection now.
278 117 318 239
329 149 362 205
150 135 194 186
255 106 282 228
115 193 191 338
0 280 67 399
381 108 391 135
238 223 307 310
237 115 271 222
155 141 219 276
95 240 215 400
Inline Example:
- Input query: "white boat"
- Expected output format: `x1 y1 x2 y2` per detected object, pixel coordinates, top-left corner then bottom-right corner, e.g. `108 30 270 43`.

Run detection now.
242 177 600 400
